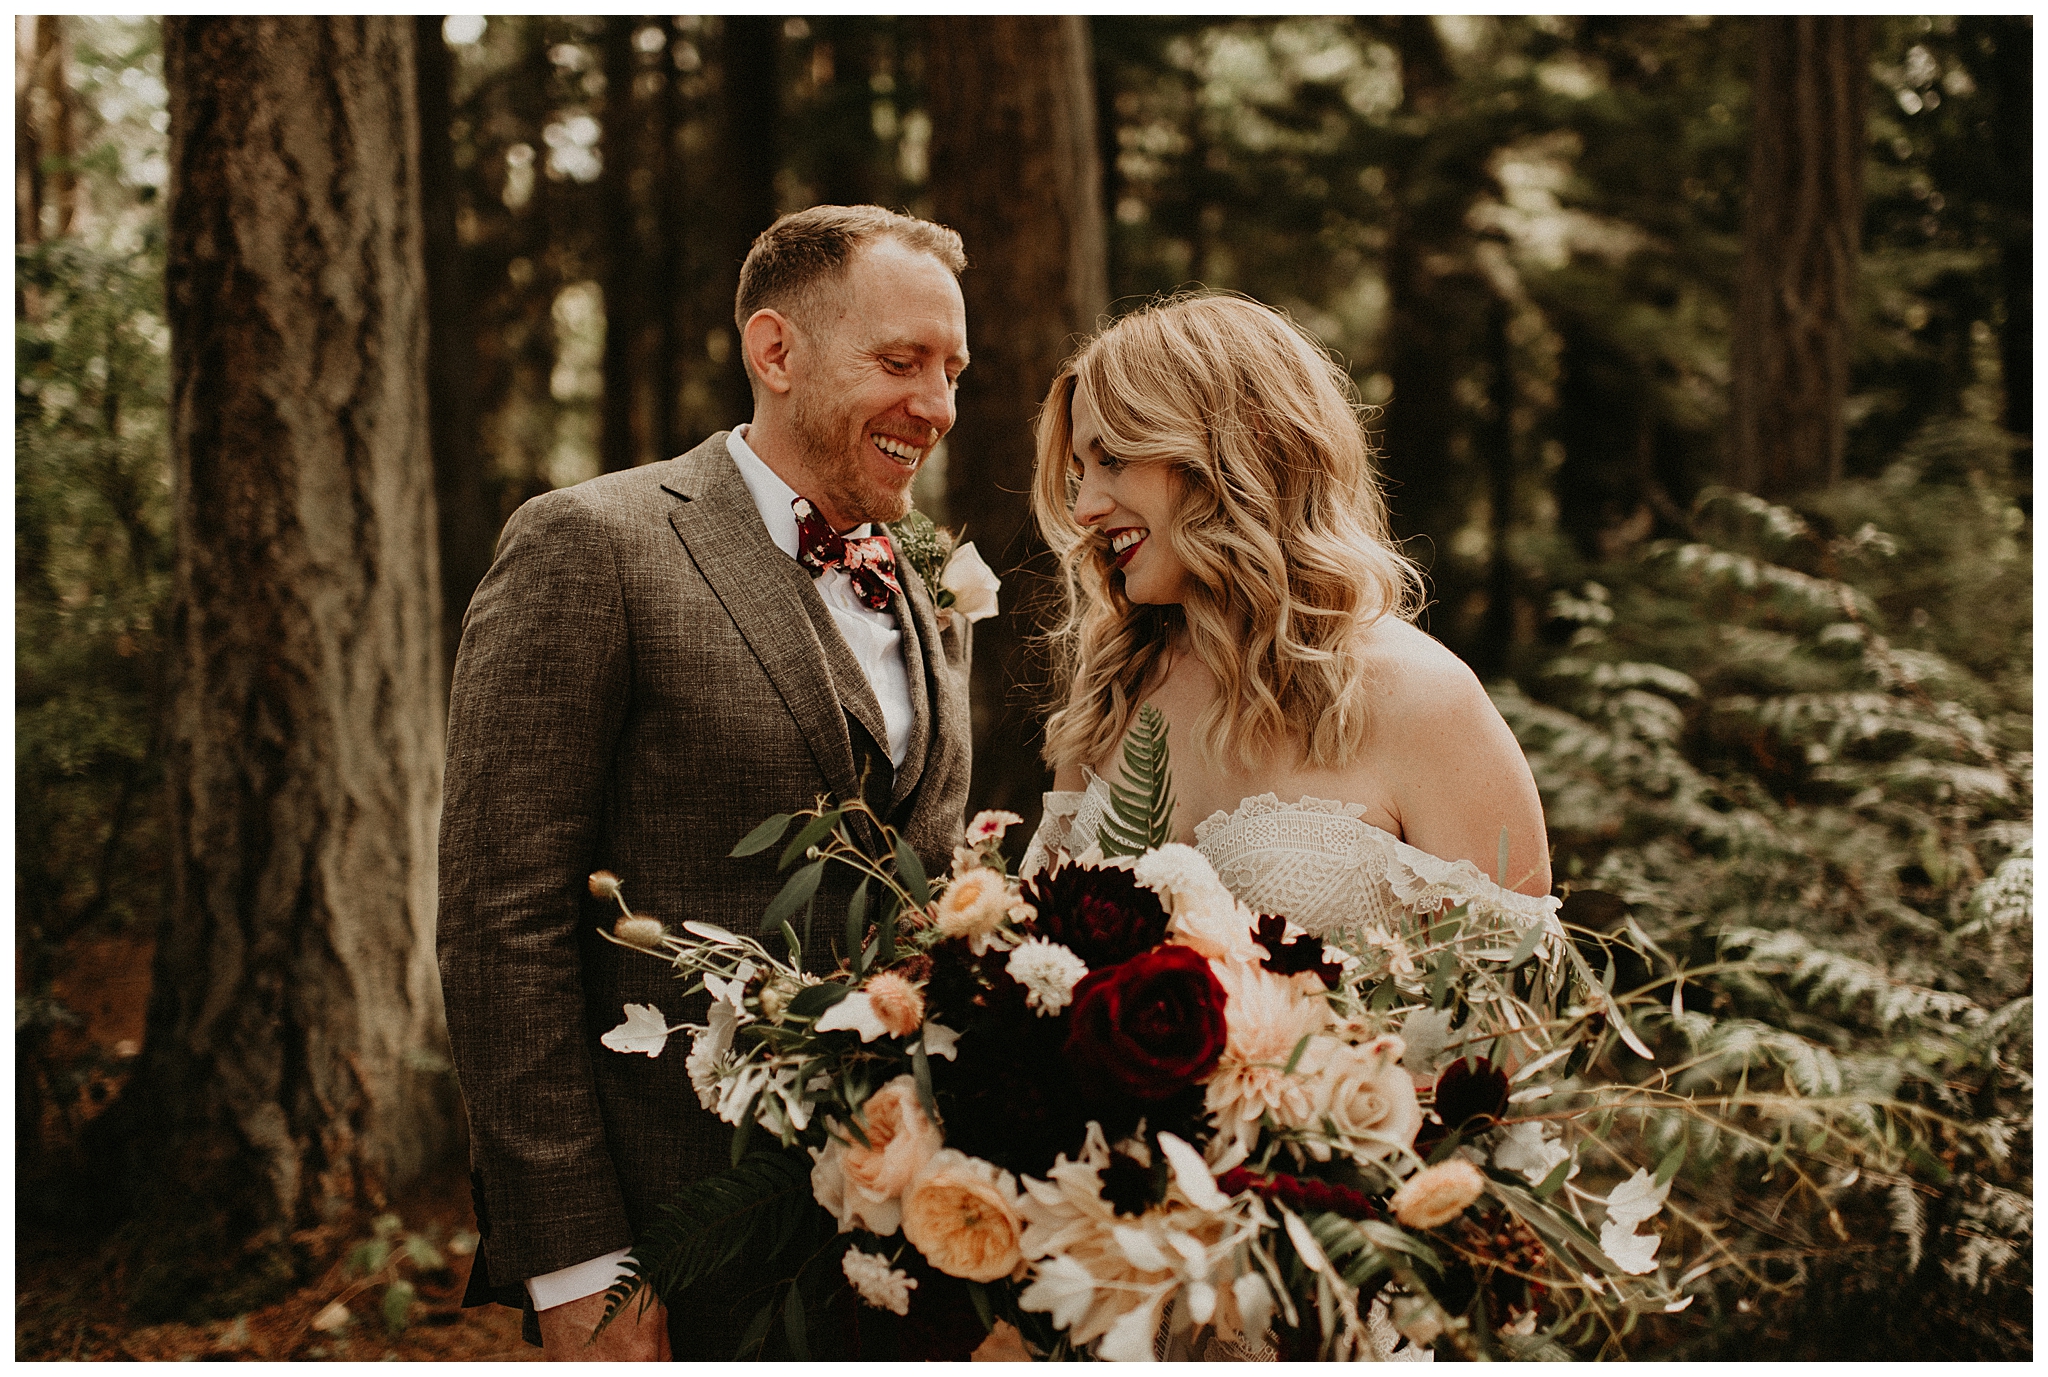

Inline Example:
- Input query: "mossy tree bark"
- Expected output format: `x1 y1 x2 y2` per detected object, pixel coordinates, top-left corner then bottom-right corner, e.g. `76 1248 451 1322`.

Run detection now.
927 14 1108 835
138 14 456 1316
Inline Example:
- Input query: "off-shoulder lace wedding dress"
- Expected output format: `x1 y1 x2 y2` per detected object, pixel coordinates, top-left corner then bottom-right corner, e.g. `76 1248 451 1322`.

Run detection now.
1022 771 1563 1363
1023 770 1560 946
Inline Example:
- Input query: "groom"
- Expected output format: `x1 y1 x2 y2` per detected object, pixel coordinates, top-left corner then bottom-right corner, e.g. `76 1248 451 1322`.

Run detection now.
438 206 975 1359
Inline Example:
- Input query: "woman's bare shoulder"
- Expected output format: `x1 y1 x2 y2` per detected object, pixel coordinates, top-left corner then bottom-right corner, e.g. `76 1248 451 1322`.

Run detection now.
1353 618 1494 721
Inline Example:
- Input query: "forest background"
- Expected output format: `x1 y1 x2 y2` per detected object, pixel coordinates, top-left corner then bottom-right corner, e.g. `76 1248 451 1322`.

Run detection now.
14 13 2033 1362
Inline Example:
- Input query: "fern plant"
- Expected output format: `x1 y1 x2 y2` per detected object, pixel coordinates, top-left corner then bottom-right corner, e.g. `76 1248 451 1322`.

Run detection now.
1096 703 1177 857
1497 423 2030 1359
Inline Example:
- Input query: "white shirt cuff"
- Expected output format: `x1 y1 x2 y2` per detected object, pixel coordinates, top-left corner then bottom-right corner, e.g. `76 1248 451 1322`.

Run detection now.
525 1246 633 1311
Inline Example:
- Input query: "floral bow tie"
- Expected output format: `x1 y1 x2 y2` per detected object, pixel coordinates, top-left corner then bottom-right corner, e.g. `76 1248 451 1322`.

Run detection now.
793 496 903 612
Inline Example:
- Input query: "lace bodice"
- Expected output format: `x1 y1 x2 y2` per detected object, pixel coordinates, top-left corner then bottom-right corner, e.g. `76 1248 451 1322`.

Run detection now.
1023 771 1561 948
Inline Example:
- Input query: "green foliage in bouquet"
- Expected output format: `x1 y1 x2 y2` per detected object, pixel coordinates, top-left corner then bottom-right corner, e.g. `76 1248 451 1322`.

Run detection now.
1497 420 2030 1360
1096 703 1177 857
595 787 1747 1359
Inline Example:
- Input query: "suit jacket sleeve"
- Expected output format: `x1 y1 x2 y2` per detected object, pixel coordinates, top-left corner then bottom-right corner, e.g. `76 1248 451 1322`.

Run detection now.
438 486 636 1286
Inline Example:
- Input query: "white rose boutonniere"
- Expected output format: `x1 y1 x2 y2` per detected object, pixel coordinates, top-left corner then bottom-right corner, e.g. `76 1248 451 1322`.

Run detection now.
889 509 1000 627
939 541 1001 623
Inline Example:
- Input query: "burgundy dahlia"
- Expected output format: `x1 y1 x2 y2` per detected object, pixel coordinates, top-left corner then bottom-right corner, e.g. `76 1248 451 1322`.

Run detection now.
1064 944 1227 1101
1251 914 1343 988
1019 858 1170 971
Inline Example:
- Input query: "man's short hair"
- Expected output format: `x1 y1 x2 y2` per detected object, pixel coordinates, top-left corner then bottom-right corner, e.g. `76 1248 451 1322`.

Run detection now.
733 204 967 335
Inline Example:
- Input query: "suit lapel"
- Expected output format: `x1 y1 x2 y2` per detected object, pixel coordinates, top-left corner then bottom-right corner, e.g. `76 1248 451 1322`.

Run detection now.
888 574 935 810
663 436 867 814
895 554 972 832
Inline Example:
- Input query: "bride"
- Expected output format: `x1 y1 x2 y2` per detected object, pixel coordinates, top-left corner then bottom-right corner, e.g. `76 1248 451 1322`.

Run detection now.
1020 294 1556 1362
1023 292 1552 923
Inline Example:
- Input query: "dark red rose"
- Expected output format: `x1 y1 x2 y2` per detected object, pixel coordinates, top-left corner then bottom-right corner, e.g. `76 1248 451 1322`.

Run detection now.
1064 944 1227 1101
1019 859 1170 971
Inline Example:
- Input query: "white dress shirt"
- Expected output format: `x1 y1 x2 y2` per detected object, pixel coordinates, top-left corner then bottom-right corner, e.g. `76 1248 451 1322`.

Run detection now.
525 428 918 1312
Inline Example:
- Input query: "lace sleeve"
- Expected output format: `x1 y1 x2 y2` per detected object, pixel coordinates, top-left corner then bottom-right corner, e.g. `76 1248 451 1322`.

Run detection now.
1021 791 1088 877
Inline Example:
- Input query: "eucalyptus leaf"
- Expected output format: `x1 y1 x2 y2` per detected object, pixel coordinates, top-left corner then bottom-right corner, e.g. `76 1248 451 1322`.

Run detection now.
892 835 930 908
730 813 793 858
761 860 825 933
780 809 844 871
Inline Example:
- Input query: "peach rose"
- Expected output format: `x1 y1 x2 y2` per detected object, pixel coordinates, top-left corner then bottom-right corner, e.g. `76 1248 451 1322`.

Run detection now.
1390 1158 1487 1230
1313 1034 1423 1161
902 1149 1026 1282
810 1075 945 1236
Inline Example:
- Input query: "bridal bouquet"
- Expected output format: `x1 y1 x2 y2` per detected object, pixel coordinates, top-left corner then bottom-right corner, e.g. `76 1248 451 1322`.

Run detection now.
598 711 1700 1360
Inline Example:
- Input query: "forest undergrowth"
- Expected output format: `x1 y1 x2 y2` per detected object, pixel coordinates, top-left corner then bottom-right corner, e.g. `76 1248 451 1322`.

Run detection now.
1496 418 2032 1359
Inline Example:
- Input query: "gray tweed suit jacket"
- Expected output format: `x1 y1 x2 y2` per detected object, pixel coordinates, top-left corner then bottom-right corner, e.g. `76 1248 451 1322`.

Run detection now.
437 432 972 1324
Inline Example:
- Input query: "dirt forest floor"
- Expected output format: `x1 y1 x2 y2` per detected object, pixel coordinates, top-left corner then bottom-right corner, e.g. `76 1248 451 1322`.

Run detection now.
15 1166 543 1362
17 931 540 1362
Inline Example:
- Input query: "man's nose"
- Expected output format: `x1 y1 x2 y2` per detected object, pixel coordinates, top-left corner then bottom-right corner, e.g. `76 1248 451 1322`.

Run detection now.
906 367 955 434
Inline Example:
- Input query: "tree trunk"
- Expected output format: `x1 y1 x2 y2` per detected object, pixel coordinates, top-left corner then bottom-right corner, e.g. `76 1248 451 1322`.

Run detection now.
1729 16 1871 496
142 14 455 1315
598 15 646 474
1378 17 1469 599
416 15 492 691
16 14 78 249
716 16 780 426
1478 293 1516 678
927 15 1108 835
652 16 687 459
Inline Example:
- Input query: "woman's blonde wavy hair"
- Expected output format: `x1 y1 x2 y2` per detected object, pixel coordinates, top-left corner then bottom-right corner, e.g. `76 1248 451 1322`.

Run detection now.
1032 293 1423 775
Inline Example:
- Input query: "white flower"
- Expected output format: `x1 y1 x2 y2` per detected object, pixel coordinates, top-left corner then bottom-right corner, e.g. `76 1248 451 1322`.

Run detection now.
601 1003 675 1057
1491 1120 1573 1186
816 992 891 1041
1156 1132 1228 1212
1006 938 1089 1015
1596 1169 1669 1275
1134 845 1260 962
940 540 1002 622
921 1021 961 1060
1599 1218 1662 1275
842 1248 918 1315
684 1000 738 1109
1603 1168 1671 1230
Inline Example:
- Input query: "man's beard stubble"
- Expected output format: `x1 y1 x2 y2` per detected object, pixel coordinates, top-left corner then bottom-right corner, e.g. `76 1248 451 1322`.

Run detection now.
787 389 915 529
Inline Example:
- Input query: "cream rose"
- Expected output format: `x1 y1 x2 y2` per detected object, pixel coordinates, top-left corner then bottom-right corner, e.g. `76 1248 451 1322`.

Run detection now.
940 541 1002 622
1390 1158 1487 1230
902 1149 1026 1282
1313 1033 1423 1161
810 1075 945 1236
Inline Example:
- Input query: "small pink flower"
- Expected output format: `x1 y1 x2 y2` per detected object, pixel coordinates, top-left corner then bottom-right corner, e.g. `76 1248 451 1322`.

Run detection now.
966 810 1024 845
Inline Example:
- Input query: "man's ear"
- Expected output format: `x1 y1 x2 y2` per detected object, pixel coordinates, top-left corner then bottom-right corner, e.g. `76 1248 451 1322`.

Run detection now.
742 309 797 397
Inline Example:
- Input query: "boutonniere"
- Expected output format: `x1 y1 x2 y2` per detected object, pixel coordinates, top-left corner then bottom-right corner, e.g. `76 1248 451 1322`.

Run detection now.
888 509 1001 626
